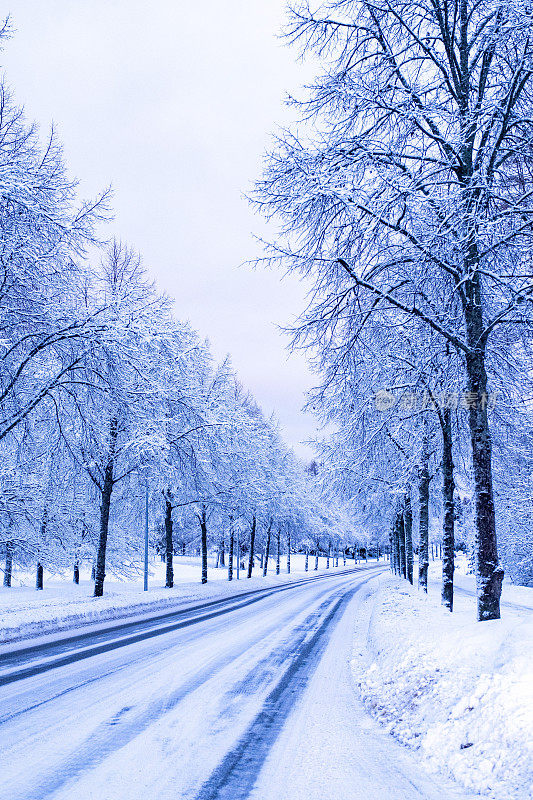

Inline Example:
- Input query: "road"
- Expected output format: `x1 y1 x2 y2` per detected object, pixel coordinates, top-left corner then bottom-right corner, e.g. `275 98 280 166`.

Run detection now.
0 566 474 800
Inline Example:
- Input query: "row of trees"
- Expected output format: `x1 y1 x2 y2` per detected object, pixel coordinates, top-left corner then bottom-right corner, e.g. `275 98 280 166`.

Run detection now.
255 0 533 620
0 22 358 596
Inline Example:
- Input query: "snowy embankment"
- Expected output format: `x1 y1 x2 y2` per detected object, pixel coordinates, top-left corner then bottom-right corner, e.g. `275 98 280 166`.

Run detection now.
352 564 533 800
0 554 361 645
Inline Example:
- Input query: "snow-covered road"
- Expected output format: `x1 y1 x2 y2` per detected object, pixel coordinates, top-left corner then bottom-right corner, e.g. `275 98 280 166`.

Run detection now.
0 566 475 800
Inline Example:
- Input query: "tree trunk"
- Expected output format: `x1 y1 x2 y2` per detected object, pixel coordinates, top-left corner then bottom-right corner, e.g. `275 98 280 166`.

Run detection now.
247 515 256 578
394 515 401 577
326 541 331 568
335 546 339 567
94 417 118 598
305 547 309 571
441 407 455 612
36 562 43 590
389 524 396 574
36 508 47 591
314 548 319 570
286 529 291 573
463 274 504 619
228 517 234 581
404 492 413 585
3 541 12 587
398 511 406 579
164 495 174 588
263 522 272 577
200 506 208 584
73 560 80 584
418 438 430 592
276 529 281 575
218 537 225 568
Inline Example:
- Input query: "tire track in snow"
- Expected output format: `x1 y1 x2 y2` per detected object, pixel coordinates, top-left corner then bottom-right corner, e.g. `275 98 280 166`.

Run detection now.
7 575 368 800
193 581 367 800
0 567 381 687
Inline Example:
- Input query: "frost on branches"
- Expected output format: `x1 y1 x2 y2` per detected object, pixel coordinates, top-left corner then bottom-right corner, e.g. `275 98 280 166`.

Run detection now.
255 0 533 619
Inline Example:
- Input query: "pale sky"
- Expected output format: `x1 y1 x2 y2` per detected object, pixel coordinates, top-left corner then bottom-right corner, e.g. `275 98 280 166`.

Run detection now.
4 1 319 459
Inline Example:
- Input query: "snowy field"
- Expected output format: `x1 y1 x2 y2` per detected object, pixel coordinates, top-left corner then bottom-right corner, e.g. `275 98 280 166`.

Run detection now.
0 553 362 644
352 557 533 800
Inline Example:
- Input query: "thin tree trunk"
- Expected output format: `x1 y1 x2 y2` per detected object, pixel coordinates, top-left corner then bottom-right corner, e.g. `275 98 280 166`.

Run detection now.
3 541 12 587
73 560 80 584
394 515 401 577
228 517 234 581
219 536 225 568
326 541 331 568
286 529 291 573
94 417 118 598
314 546 319 570
404 492 413 585
164 494 174 588
305 546 309 571
398 511 406 578
36 507 47 590
200 506 208 584
263 521 272 577
335 545 338 567
276 529 281 575
418 437 430 592
441 407 455 612
247 515 256 578
389 524 396 574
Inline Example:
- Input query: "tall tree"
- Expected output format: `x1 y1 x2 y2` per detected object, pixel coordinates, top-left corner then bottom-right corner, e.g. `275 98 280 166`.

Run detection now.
255 0 533 619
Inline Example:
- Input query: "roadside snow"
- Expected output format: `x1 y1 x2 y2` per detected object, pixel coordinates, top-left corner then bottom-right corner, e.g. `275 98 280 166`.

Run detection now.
0 554 363 645
352 571 533 800
427 554 533 610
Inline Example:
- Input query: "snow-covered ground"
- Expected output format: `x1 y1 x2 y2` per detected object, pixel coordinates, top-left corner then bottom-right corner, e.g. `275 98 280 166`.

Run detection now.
0 553 362 644
352 558 533 800
2 554 530 800
1 566 476 800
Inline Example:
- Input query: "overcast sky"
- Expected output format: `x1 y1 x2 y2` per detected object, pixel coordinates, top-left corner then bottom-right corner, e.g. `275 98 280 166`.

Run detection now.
4 1 319 459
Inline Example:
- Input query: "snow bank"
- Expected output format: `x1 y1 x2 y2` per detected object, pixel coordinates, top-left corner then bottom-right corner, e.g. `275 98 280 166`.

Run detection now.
0 554 361 645
352 573 533 800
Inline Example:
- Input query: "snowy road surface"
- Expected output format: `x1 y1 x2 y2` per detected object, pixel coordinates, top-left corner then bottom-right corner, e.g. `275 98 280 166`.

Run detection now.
0 566 475 800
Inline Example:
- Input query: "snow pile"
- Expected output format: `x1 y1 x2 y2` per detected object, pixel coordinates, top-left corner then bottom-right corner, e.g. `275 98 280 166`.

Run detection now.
352 575 533 800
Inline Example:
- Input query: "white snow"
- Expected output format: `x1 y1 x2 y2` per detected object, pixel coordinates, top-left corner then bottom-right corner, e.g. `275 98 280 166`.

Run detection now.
0 554 361 644
352 563 533 800
0 566 475 800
